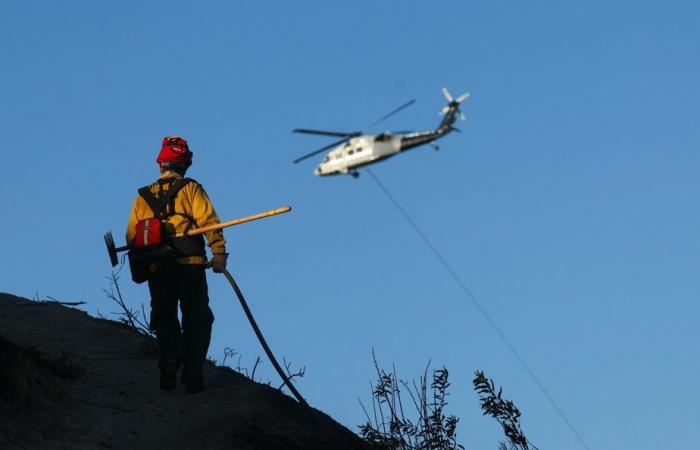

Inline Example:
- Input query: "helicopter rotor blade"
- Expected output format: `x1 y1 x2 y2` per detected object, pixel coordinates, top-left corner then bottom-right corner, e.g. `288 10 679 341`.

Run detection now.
442 87 454 103
367 99 416 128
456 92 470 103
293 129 356 138
293 137 350 164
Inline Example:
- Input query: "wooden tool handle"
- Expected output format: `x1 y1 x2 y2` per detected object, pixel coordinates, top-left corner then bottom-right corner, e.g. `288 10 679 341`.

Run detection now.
174 205 292 238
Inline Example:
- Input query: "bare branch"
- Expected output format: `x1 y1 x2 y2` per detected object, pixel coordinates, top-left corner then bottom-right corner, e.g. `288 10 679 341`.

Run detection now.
24 294 86 306
102 266 153 337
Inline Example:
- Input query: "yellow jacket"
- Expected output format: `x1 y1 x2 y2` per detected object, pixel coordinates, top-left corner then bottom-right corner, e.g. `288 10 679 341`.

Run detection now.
126 172 226 263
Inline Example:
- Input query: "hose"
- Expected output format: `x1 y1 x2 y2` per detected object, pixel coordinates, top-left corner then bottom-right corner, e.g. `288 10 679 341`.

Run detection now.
219 268 365 450
220 268 308 407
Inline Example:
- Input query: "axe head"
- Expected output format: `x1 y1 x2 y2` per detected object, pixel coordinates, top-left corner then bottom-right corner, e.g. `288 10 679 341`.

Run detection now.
104 231 119 267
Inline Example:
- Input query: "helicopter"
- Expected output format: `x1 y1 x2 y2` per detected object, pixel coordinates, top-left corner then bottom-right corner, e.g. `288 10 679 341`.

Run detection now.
293 88 469 178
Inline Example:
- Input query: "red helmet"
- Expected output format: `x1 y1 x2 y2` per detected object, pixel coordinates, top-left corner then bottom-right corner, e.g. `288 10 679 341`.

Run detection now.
156 136 193 166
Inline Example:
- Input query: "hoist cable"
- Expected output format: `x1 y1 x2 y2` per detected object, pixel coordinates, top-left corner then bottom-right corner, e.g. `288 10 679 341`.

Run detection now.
366 168 591 450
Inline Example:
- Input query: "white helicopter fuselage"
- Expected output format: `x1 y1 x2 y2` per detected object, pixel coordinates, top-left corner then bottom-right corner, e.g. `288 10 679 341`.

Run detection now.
314 134 402 176
296 87 469 176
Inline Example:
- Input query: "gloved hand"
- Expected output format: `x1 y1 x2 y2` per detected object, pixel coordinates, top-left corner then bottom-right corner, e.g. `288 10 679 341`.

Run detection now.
211 253 228 273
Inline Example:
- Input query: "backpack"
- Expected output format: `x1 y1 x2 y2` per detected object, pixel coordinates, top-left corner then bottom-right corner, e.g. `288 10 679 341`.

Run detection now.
127 177 192 284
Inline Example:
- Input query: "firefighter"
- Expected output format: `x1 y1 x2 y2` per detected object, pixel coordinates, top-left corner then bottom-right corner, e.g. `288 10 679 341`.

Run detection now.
126 136 227 394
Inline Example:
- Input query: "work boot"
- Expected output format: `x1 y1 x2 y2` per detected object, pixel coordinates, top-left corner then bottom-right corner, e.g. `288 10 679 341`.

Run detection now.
184 380 204 395
159 360 179 391
182 373 204 395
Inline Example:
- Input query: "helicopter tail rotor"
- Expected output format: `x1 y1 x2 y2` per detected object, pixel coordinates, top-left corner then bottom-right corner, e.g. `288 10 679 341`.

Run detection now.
442 87 454 103
439 87 470 120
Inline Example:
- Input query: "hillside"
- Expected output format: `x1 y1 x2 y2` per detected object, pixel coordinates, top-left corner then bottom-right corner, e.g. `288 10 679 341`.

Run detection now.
0 293 369 450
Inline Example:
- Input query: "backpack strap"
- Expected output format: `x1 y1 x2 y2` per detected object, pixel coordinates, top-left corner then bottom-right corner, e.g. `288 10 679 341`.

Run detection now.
138 177 193 219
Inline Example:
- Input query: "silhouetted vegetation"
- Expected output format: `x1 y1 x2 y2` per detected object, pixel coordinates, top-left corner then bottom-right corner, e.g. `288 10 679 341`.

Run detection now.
101 266 153 337
473 371 537 450
358 351 463 450
359 352 537 450
212 347 306 395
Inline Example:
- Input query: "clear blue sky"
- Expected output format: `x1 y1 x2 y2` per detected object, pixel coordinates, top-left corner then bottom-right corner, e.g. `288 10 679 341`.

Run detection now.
2 1 699 448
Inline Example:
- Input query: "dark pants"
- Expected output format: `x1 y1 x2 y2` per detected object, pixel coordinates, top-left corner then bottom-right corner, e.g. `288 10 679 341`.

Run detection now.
147 264 214 386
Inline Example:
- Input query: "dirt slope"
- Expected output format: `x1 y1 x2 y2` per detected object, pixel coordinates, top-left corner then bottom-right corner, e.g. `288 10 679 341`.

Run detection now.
0 293 369 450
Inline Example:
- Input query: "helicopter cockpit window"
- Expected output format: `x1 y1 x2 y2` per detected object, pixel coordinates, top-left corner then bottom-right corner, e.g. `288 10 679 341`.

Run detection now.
323 156 329 163
349 149 354 155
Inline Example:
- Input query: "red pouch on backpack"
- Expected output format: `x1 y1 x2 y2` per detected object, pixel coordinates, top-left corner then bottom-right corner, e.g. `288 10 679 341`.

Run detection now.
129 218 176 283
134 218 163 248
